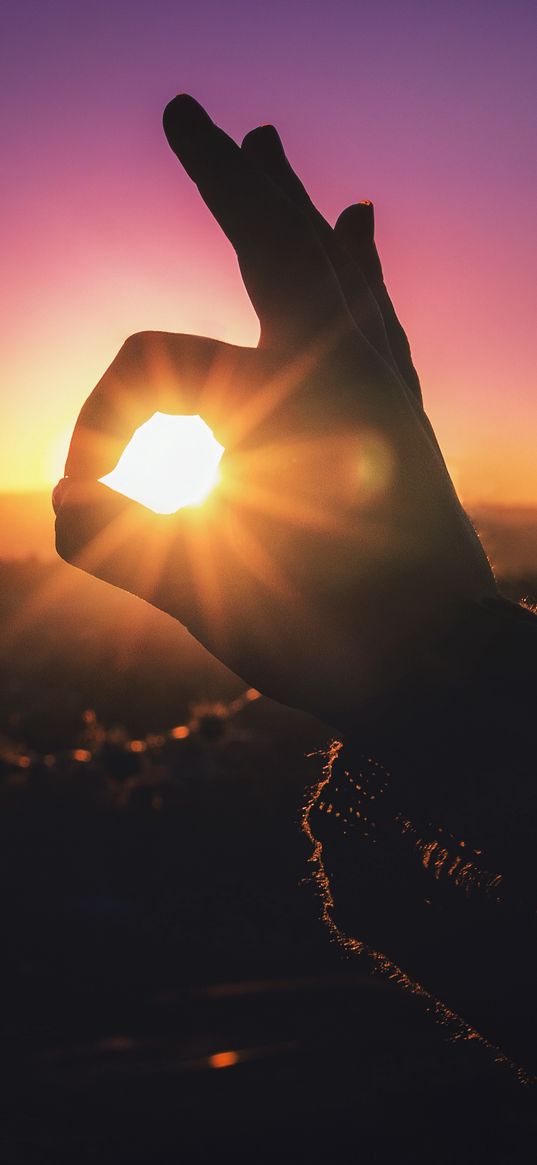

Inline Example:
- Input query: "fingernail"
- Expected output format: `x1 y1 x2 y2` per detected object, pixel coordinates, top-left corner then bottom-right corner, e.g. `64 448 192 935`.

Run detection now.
259 125 284 149
163 94 212 146
356 201 375 240
242 124 285 165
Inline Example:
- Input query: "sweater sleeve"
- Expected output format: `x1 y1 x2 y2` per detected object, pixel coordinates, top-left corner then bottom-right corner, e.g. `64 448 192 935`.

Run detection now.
304 597 537 1077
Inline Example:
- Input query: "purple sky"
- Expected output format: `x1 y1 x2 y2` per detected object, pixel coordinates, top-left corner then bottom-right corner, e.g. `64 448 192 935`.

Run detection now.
2 0 536 502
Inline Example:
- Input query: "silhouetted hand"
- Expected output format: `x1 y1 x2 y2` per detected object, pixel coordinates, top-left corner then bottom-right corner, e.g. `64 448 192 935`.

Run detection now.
54 96 497 731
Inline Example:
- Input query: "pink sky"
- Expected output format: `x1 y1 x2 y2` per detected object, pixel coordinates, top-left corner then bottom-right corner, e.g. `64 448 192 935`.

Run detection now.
2 0 536 504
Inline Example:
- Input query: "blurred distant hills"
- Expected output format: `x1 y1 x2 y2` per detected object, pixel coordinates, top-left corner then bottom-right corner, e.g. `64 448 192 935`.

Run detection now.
1 490 536 575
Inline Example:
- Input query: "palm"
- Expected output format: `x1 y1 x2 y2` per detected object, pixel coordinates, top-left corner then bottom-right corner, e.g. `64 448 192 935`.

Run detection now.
55 97 496 728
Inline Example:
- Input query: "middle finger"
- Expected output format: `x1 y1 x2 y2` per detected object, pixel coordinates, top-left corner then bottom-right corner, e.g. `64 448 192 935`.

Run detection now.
240 123 392 363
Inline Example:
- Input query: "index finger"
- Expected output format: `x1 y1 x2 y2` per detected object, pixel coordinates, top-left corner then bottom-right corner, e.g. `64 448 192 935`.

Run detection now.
163 95 353 350
64 332 257 479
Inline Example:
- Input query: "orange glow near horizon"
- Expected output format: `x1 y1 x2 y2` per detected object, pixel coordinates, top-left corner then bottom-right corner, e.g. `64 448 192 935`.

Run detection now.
4 342 536 511
2 203 535 513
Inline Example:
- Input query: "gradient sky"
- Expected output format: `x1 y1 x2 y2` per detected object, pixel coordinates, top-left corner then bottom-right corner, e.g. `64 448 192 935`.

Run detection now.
2 0 536 504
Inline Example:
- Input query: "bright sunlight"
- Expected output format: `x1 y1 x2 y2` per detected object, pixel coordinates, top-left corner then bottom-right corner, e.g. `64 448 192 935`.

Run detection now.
100 413 224 514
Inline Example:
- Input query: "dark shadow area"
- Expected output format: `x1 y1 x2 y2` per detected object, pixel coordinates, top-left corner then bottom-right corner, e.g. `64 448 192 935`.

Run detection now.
1 556 536 1160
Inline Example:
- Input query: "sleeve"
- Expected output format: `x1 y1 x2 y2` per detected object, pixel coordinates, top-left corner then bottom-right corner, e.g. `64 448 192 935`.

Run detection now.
304 597 537 1077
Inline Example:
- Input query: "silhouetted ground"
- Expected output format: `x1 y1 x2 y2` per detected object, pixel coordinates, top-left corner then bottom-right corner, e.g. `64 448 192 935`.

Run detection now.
1 558 536 1162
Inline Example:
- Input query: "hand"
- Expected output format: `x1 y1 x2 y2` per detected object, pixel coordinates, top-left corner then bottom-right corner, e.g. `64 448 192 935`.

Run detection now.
54 96 497 729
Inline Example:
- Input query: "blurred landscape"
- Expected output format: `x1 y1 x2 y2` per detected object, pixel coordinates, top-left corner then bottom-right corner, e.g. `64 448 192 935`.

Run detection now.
1 493 535 751
2 490 537 572
1 495 536 1162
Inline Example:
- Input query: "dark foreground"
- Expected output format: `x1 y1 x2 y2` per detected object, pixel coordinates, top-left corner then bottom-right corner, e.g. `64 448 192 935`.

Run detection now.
1 559 536 1162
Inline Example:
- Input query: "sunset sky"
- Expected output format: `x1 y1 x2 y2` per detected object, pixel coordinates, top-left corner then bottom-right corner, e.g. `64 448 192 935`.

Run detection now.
2 0 536 506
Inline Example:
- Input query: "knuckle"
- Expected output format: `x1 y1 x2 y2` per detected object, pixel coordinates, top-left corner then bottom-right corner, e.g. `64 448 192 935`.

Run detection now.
120 330 158 360
118 331 164 376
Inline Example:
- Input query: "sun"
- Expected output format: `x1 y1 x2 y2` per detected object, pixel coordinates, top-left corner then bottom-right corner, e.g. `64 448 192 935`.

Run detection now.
99 412 224 514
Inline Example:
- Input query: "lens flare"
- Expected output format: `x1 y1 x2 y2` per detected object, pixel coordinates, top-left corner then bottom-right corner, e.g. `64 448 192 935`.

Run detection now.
100 412 224 514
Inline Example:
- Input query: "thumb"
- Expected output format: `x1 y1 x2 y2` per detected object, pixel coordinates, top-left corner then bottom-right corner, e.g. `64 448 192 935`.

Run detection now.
53 478 185 606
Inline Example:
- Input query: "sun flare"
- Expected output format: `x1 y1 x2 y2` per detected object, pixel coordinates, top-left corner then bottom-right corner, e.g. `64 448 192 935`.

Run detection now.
100 413 224 514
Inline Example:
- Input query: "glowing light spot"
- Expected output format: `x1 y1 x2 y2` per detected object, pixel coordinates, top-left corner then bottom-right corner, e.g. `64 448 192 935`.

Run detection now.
208 1051 239 1070
100 413 224 514
129 740 146 753
171 725 190 740
72 749 91 762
